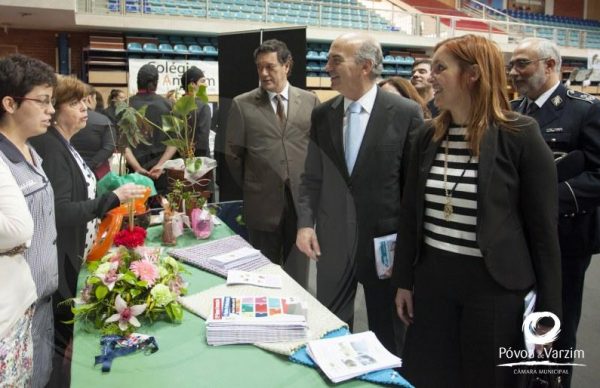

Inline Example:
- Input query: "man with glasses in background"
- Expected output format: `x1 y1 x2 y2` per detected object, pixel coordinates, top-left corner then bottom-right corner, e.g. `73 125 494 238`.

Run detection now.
510 37 600 387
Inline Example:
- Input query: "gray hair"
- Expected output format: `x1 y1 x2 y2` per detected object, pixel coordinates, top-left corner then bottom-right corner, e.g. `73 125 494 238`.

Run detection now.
521 38 562 73
355 38 383 80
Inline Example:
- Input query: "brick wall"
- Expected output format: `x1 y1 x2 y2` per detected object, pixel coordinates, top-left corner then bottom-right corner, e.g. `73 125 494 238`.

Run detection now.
0 28 89 77
553 0 584 19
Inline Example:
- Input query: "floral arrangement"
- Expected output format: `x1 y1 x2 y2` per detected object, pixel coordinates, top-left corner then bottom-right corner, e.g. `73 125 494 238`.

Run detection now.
114 226 147 249
71 246 188 335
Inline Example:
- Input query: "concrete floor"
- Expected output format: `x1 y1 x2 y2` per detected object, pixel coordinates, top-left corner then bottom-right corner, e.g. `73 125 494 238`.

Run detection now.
307 254 600 386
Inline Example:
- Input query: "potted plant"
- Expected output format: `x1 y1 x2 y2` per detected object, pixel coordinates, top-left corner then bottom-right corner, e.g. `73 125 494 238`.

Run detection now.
159 83 216 203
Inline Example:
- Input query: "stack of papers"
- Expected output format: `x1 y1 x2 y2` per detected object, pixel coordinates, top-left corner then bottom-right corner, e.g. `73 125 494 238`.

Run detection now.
207 247 263 271
206 296 307 346
306 331 402 383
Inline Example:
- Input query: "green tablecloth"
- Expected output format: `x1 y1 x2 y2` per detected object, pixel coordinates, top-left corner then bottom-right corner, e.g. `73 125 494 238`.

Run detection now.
71 223 377 387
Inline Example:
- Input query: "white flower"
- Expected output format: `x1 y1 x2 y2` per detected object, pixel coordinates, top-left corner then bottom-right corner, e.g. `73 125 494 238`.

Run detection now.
105 294 147 331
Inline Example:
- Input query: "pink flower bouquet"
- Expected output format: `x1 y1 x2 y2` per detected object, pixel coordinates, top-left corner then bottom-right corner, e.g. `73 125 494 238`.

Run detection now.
71 246 188 335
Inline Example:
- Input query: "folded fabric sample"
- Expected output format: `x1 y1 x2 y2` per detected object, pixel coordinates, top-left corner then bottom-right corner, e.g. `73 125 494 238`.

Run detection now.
168 235 271 277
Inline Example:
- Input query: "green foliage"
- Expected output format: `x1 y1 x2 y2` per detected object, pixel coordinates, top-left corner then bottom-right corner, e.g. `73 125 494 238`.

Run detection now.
160 83 210 164
115 101 152 149
68 247 188 336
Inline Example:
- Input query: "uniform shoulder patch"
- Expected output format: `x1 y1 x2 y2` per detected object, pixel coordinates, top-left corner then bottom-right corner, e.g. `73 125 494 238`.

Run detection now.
566 89 596 103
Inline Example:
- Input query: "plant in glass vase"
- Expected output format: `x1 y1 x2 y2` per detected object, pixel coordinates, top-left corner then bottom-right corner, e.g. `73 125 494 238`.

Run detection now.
161 83 210 175
160 82 215 208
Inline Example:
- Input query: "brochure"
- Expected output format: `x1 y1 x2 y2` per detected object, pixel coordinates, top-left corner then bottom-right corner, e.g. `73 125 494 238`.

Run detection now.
226 270 282 289
306 331 402 383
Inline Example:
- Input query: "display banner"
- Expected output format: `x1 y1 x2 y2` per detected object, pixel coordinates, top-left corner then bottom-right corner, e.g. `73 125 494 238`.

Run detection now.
128 59 219 95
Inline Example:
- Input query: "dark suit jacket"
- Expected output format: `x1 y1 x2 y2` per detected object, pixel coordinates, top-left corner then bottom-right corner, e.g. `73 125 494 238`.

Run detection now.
512 84 600 255
226 85 319 231
391 114 562 317
30 127 119 299
297 88 423 285
190 99 212 157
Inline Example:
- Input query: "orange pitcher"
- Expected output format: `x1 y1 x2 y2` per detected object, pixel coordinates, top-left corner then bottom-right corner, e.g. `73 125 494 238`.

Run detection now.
87 187 151 261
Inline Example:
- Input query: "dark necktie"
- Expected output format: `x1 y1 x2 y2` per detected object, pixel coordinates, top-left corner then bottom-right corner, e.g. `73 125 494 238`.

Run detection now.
525 99 539 115
275 94 286 128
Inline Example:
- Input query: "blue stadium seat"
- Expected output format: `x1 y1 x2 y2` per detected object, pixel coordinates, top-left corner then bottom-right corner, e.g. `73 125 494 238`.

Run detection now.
143 43 159 53
127 42 143 53
158 43 174 54
174 44 190 55
189 44 203 55
203 45 218 56
306 50 320 60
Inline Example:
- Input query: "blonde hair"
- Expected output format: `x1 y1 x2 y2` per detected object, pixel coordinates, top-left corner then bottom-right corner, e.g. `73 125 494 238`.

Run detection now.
431 35 516 156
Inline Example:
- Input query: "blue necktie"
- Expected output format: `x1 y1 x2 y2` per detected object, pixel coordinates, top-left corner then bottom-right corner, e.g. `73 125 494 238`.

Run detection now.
345 101 362 174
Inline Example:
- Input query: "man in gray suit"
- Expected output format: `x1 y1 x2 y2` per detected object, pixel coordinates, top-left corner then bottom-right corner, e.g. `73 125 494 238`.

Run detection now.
226 39 318 288
296 33 423 355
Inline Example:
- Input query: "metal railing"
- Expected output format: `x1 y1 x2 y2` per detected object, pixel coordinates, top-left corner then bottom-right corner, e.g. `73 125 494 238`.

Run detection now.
76 0 599 49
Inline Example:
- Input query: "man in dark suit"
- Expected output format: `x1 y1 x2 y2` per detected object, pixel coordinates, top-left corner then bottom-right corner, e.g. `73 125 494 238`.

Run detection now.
125 63 175 194
225 39 319 288
296 32 423 355
510 37 600 386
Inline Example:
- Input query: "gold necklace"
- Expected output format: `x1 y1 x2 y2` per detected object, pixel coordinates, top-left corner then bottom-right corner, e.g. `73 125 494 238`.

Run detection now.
442 132 472 221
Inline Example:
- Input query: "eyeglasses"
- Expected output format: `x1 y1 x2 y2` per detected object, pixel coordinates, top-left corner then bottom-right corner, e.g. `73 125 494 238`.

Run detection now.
506 57 549 71
12 95 55 108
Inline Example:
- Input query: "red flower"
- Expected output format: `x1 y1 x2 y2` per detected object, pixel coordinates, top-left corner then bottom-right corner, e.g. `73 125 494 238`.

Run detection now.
114 227 147 249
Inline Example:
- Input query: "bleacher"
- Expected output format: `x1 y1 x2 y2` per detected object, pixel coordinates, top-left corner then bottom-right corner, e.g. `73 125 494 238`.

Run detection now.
106 0 393 31
398 0 501 33
462 0 600 49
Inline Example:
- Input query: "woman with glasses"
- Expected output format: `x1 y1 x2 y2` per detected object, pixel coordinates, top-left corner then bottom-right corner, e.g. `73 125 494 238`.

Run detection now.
392 35 561 387
0 54 58 388
29 75 146 385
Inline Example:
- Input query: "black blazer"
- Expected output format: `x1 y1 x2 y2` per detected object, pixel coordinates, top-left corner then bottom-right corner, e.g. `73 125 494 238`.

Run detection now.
391 113 562 317
30 127 119 298
297 88 424 285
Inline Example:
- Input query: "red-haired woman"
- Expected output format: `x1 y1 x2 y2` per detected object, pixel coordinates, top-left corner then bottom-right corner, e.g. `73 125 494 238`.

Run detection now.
392 35 561 387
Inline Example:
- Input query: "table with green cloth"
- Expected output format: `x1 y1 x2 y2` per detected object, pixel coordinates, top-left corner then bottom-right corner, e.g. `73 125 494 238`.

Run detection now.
71 223 380 387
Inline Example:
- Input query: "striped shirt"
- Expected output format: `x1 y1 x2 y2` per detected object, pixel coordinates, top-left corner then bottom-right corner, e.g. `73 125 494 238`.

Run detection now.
423 126 482 257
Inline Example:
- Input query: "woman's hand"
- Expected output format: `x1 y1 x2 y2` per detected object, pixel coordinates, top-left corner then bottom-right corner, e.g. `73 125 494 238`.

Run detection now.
113 183 147 203
395 288 414 326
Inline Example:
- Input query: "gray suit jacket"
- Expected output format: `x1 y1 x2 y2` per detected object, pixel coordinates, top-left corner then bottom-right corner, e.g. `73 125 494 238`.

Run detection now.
226 85 319 231
297 88 423 285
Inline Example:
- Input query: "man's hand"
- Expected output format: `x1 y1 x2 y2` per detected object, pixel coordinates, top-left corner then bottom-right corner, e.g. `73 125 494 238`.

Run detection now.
148 165 164 179
296 227 321 261
395 288 414 326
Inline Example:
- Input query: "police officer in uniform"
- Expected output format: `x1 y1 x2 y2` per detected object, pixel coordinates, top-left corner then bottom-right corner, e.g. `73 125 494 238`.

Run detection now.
510 38 600 386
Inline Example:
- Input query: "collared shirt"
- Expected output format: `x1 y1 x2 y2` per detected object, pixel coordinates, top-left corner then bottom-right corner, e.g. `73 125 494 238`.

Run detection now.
266 82 290 116
0 132 58 300
532 81 561 109
342 83 378 154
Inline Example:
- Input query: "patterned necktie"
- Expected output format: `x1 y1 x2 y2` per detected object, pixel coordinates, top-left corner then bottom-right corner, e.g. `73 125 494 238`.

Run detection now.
275 94 286 128
345 101 362 174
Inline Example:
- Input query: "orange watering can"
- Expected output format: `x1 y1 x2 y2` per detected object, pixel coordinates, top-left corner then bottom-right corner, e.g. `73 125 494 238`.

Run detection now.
86 187 151 261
